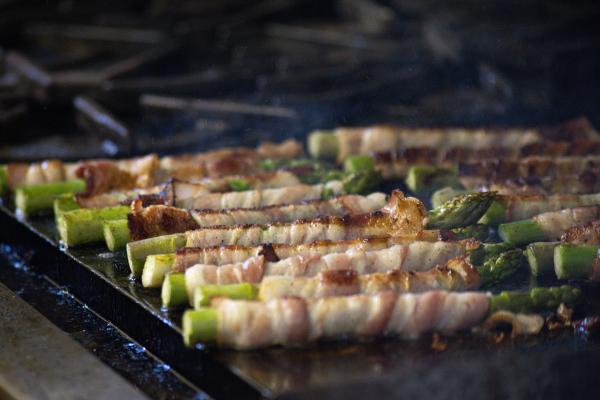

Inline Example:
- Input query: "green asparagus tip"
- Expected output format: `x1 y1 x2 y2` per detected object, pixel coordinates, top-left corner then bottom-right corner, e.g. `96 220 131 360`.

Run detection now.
489 285 582 314
183 308 218 347
193 283 259 309
469 242 515 266
477 249 525 289
426 191 498 230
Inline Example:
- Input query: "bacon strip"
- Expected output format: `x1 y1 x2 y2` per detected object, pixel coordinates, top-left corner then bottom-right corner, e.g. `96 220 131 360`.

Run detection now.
561 220 600 245
501 192 600 222
174 181 343 210
213 291 490 349
532 206 600 241
190 193 387 227
258 256 480 300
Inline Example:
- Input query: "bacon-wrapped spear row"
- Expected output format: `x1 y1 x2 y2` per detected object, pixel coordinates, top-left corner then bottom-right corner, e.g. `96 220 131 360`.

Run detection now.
170 247 523 308
128 191 496 278
129 192 387 241
182 285 581 349
372 139 600 180
5 140 302 192
407 155 600 197
58 180 347 247
126 190 427 276
498 205 600 246
2 140 302 215
75 170 303 209
308 117 598 162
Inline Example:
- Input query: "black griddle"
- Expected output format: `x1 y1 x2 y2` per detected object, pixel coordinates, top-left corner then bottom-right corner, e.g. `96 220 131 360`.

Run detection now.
3 1 600 398
2 196 600 399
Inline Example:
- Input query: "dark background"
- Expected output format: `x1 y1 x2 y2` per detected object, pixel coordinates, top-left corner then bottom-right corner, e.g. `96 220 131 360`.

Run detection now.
2 0 600 161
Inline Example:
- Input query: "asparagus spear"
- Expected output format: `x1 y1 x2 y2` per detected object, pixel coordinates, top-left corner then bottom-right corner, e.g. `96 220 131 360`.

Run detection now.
489 285 582 314
57 205 129 247
405 166 463 197
525 242 559 276
127 233 186 277
162 273 187 308
15 179 86 216
554 244 600 280
103 219 130 252
498 219 546 246
142 253 175 288
182 285 582 347
308 131 338 160
426 192 497 230
469 242 515 266
193 283 258 309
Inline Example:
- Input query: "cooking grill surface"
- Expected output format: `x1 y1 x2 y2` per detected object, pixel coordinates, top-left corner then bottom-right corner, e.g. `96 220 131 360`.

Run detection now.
2 199 600 399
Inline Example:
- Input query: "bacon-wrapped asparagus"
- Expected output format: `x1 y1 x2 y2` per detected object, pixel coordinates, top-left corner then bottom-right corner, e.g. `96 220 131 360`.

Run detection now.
194 257 479 308
498 205 600 246
373 138 600 180
308 117 597 162
171 233 446 273
183 284 581 349
175 245 522 306
128 193 387 241
75 170 302 209
184 290 490 349
183 241 470 294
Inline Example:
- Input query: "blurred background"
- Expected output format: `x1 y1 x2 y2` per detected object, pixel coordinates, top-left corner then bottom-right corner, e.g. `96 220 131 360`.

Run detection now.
1 0 600 161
